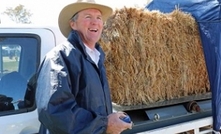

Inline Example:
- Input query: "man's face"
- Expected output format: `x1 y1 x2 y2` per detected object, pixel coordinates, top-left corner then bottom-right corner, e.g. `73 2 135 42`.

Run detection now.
70 8 103 47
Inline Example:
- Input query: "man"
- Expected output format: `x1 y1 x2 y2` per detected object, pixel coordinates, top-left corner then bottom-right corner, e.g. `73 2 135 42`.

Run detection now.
35 0 133 134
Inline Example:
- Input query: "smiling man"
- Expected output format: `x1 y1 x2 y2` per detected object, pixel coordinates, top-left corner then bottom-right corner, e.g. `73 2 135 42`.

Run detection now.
35 0 132 134
70 8 103 49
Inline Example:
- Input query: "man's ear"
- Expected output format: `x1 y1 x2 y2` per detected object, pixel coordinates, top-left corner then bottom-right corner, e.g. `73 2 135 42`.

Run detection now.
69 20 76 29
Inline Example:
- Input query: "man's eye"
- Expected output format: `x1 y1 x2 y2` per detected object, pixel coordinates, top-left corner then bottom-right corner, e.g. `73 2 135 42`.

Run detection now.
85 15 91 18
97 17 102 20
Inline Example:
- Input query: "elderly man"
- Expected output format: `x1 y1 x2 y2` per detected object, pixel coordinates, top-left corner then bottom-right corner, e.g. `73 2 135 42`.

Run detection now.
35 0 132 134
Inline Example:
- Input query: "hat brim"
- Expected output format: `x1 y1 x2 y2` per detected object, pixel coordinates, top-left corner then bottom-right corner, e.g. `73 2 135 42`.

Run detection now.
58 2 113 38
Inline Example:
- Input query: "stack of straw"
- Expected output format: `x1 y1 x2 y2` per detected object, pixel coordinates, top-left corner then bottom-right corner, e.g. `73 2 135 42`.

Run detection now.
99 8 210 106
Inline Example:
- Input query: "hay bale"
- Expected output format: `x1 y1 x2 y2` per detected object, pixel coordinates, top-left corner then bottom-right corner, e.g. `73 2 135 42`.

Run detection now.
99 7 210 106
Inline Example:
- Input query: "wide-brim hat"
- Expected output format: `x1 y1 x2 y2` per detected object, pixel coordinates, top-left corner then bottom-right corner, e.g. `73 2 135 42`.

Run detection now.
58 1 113 38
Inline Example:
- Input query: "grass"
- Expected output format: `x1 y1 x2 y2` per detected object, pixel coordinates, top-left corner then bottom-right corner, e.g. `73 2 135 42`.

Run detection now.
3 56 19 72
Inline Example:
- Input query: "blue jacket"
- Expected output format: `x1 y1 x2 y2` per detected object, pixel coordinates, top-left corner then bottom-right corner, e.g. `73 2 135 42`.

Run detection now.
36 30 112 134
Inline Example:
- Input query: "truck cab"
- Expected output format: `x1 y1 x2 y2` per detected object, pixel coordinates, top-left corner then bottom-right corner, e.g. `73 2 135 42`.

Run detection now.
0 25 65 134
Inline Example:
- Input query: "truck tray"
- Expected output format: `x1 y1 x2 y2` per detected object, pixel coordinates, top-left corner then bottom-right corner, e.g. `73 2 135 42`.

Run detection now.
113 92 211 111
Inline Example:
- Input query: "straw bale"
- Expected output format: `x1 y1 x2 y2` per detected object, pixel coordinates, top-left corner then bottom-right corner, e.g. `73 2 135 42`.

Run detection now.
99 7 210 106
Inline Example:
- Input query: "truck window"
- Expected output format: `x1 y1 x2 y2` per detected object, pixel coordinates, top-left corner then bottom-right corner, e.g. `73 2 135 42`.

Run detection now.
1 45 21 73
0 35 39 112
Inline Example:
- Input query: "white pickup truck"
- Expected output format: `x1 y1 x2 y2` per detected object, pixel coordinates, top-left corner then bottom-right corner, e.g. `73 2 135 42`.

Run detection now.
0 25 214 134
0 25 65 134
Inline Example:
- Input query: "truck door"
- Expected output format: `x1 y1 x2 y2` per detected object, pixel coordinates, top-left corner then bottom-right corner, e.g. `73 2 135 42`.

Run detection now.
0 33 40 134
0 27 65 134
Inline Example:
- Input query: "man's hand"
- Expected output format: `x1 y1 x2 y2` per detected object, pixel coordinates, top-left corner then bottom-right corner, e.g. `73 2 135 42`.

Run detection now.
106 112 133 134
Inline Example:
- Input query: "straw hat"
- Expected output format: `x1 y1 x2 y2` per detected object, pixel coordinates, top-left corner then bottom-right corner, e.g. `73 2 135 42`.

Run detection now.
58 0 113 37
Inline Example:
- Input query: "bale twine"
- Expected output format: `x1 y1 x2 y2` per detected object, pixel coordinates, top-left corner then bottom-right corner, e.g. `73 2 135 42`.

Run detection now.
99 7 210 106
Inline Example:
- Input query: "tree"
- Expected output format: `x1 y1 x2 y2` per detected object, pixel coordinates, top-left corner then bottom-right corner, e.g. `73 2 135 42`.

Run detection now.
2 4 32 24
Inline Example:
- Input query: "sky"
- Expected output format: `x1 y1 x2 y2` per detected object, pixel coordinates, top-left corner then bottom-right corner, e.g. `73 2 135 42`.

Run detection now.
0 0 148 26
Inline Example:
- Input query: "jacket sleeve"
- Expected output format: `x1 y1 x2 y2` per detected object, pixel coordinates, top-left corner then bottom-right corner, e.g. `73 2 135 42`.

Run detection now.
35 49 108 134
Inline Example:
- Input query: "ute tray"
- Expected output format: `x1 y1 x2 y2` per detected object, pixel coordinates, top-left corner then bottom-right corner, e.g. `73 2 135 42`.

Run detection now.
113 92 211 111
